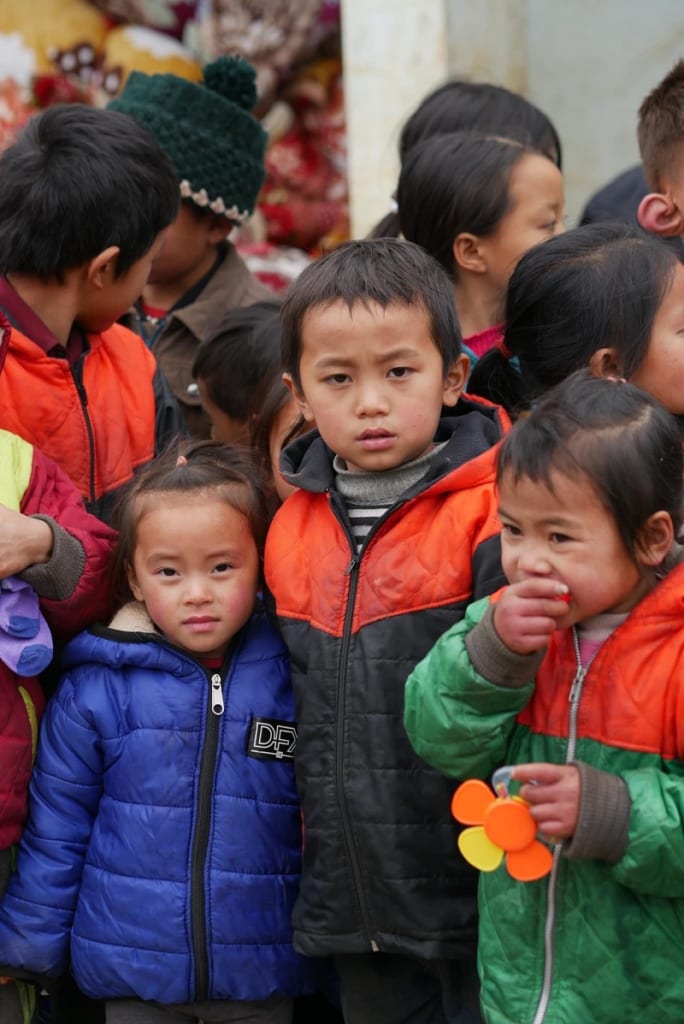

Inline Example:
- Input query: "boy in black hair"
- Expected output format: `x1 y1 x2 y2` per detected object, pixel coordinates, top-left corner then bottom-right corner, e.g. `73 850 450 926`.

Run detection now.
0 103 185 524
111 56 273 438
266 238 509 1024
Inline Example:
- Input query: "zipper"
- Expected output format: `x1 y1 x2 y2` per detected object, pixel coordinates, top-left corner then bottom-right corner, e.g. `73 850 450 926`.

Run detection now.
189 667 227 999
531 630 593 1024
70 358 97 509
330 491 396 952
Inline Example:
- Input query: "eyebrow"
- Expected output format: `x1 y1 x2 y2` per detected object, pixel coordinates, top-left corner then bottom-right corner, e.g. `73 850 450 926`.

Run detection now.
498 507 578 529
313 347 423 369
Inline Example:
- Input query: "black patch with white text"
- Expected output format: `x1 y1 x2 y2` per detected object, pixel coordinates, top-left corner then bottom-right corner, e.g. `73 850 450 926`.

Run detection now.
247 717 297 761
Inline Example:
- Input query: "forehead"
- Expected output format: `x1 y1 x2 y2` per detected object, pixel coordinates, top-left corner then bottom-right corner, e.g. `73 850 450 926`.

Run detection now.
498 466 604 516
299 299 435 352
506 152 564 207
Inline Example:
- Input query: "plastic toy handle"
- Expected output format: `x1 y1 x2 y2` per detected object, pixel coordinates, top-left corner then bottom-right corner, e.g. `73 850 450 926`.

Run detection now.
491 765 514 798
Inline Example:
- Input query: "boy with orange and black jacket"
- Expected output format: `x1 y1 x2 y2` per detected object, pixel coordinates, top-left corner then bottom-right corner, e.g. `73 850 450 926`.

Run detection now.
265 238 508 1024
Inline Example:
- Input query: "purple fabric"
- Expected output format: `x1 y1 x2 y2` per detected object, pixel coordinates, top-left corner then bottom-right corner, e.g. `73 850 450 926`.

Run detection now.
0 576 52 676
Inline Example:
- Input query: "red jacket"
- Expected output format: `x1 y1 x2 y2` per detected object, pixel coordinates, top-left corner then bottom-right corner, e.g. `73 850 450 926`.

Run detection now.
0 430 116 849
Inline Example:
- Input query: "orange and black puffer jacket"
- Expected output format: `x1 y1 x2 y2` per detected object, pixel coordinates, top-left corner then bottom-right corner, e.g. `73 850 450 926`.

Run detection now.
0 322 184 523
264 395 508 961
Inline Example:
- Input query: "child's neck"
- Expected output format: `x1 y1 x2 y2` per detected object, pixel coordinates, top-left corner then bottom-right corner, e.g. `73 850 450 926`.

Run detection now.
454 278 504 339
7 272 80 346
142 247 222 314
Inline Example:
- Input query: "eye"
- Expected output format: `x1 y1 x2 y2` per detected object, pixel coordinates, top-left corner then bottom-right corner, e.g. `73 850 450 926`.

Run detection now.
387 366 412 379
501 522 521 537
213 562 231 574
157 567 178 577
324 373 350 385
550 532 571 544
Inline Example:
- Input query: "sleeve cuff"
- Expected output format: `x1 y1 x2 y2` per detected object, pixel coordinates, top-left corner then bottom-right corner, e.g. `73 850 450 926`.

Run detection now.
563 761 631 864
465 604 545 687
19 516 85 601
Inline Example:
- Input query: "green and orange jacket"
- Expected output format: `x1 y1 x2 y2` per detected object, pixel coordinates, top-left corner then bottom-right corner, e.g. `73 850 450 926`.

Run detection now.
264 396 508 961
0 321 185 522
404 567 684 1024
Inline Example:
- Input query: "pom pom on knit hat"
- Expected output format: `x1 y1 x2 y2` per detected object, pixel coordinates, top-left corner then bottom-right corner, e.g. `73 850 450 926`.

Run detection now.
109 55 267 223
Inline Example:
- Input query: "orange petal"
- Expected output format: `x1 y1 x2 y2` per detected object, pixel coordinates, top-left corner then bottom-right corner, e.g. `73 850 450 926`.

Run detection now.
484 798 537 851
506 840 553 882
458 825 505 872
451 779 495 825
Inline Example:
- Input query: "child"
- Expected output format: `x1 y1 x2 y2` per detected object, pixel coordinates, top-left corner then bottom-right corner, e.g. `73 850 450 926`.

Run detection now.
368 79 561 239
637 59 684 240
192 300 283 446
0 417 116 1024
405 371 684 1024
397 130 564 361
0 441 320 1024
192 301 306 503
468 221 684 421
264 238 509 1024
249 374 306 504
111 56 273 439
0 104 185 524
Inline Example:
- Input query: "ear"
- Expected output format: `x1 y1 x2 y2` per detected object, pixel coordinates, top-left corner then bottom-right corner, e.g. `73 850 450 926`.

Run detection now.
442 353 470 407
127 564 144 603
207 215 233 245
635 510 674 569
87 246 121 289
588 347 624 379
453 233 487 274
283 372 315 423
637 192 684 237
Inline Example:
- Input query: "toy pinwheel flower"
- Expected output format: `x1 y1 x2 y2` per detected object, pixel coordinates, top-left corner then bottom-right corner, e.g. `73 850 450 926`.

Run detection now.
451 769 553 882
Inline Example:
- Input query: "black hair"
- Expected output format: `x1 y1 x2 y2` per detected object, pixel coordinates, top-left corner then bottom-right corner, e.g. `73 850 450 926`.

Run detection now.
249 374 306 497
280 238 462 389
367 79 561 238
468 222 678 418
397 130 534 277
192 300 283 420
111 440 273 607
497 371 683 559
0 104 180 282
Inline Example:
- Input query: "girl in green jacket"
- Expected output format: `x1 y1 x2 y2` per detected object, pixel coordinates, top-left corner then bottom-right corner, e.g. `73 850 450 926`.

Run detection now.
405 371 684 1024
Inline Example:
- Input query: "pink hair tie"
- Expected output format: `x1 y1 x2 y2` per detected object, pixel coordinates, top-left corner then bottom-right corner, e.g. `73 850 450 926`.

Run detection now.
605 376 628 383
176 455 189 467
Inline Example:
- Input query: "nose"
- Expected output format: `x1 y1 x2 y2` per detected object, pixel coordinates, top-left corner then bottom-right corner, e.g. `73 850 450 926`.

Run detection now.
517 543 553 576
185 575 211 604
355 379 390 417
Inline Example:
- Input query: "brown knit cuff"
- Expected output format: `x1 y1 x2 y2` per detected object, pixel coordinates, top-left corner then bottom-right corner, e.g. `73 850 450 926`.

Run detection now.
563 761 631 864
465 604 545 687
19 516 85 602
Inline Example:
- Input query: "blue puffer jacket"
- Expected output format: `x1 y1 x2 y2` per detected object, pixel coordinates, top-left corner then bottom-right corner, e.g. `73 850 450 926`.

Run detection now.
0 601 318 1004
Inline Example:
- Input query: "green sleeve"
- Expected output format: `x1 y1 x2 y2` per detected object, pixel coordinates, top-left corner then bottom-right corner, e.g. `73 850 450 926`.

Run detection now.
404 595 535 779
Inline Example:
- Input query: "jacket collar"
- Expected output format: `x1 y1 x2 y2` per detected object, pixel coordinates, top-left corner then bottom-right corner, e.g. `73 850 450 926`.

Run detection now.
280 392 509 495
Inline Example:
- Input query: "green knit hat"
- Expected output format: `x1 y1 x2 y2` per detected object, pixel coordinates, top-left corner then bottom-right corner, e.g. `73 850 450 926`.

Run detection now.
109 56 267 223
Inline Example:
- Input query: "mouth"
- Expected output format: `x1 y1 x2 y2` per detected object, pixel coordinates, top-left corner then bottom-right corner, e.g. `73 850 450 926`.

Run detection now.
357 429 395 450
183 617 219 632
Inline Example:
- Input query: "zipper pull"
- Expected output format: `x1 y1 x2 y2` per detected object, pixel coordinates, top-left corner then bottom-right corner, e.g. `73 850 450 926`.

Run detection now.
568 666 586 705
210 673 224 716
345 556 359 576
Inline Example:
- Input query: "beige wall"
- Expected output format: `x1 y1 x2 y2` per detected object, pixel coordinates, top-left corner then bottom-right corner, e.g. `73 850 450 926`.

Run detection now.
342 0 684 235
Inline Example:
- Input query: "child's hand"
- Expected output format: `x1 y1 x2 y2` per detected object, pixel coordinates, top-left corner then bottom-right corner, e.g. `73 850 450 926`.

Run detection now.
512 763 580 839
493 578 570 654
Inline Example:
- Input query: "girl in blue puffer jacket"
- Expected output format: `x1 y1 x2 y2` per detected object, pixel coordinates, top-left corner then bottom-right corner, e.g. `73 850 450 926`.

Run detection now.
0 441 319 1024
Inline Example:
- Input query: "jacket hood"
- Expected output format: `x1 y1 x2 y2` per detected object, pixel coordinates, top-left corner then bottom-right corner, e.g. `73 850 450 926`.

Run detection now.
61 601 196 677
280 392 509 495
